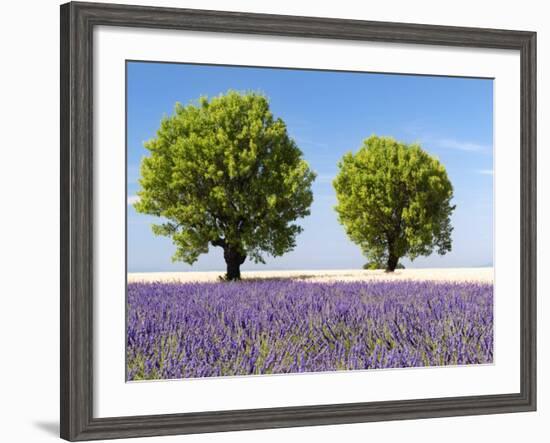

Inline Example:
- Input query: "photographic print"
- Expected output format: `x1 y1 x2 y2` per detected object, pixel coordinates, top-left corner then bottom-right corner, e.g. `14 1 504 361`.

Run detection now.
60 5 536 439
126 61 494 381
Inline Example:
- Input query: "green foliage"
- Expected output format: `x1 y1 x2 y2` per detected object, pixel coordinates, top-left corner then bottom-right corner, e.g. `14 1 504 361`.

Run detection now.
334 135 455 271
362 261 405 270
135 91 316 276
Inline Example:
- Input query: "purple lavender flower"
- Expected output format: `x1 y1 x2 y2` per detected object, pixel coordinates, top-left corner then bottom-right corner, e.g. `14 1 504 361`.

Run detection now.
126 280 493 380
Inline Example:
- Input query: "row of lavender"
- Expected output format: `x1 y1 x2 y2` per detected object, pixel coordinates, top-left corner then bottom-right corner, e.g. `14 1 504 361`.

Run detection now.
127 280 493 380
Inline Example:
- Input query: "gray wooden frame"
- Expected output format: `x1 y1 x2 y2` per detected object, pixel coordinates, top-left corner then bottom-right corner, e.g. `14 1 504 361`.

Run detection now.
60 1 537 441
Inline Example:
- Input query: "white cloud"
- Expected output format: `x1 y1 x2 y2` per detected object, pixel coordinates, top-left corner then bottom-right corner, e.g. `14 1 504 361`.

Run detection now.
127 195 140 205
292 135 330 149
477 169 494 175
433 138 491 152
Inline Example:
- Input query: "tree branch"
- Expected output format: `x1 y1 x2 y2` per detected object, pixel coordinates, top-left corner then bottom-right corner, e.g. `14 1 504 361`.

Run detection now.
211 238 226 248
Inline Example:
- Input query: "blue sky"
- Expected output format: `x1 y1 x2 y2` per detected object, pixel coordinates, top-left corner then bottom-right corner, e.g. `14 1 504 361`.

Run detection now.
127 61 493 272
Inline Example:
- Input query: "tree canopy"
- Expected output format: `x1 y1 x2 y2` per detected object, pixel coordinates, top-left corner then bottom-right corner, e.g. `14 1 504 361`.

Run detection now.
134 91 316 280
333 135 455 272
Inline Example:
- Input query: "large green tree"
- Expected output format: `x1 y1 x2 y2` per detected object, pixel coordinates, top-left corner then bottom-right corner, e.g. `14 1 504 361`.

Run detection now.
134 91 316 280
333 135 455 272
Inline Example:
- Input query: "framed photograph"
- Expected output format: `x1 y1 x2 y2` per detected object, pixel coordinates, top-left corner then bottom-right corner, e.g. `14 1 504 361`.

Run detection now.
60 1 536 440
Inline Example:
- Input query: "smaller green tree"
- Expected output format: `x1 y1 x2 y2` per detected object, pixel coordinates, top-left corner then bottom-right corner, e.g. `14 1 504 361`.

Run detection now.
134 91 316 280
333 135 455 272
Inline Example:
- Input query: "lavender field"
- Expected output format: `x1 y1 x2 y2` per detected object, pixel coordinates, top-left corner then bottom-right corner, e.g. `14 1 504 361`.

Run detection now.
127 280 493 381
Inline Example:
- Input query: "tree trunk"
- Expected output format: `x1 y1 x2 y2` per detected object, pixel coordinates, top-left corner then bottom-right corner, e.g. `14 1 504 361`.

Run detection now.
386 253 399 272
223 246 246 281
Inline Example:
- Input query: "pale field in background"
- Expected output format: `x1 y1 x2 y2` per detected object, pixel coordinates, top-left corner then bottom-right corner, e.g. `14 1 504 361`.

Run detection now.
128 267 493 284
